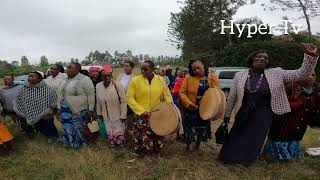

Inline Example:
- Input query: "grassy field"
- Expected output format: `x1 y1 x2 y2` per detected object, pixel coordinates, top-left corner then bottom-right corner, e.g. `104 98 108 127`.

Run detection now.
1 118 320 180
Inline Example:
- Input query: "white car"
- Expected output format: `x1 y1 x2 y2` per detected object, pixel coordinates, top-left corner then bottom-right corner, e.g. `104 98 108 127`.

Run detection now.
213 67 247 97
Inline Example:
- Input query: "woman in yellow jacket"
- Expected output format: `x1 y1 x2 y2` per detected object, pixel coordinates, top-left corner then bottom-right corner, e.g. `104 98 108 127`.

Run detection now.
127 60 172 154
179 59 219 152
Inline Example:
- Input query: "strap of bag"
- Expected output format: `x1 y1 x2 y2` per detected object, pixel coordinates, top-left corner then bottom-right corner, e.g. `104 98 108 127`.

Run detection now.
112 80 121 104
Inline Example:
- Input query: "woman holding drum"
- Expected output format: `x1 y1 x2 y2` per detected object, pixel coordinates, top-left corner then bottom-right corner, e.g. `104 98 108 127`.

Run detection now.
127 60 173 154
179 59 221 152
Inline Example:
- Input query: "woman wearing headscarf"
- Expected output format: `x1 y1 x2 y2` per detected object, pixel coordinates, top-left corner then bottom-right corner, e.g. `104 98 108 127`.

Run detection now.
172 68 187 106
59 62 96 149
127 60 173 154
14 71 58 144
179 60 220 152
89 66 102 87
0 75 23 128
218 43 318 166
264 70 320 160
96 65 127 148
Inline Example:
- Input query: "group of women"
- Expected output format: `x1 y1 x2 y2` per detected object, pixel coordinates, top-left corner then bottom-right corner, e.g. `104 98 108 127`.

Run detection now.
0 43 319 166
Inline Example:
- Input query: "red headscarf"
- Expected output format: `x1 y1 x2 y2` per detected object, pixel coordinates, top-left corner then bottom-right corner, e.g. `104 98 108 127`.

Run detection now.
89 66 102 73
102 65 112 73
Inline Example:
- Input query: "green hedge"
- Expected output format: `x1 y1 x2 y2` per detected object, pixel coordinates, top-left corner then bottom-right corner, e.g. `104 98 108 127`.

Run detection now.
202 41 319 76
0 65 50 78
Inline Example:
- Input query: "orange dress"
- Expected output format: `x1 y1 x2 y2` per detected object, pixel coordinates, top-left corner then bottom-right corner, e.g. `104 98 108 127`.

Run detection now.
0 119 14 144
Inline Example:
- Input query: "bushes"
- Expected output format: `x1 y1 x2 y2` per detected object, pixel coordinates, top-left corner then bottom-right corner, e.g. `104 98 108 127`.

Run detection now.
0 65 50 78
203 41 319 76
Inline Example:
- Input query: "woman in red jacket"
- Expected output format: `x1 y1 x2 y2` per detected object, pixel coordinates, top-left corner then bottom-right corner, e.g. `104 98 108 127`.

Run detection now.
264 70 320 160
172 68 187 106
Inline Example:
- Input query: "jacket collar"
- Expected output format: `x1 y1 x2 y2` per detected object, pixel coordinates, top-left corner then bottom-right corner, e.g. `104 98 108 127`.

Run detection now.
68 73 83 81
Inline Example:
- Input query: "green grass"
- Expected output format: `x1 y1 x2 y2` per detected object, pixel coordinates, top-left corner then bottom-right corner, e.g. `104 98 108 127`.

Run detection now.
1 118 320 180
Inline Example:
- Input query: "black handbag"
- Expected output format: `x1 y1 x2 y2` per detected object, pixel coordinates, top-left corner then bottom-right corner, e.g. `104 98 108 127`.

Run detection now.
215 122 229 144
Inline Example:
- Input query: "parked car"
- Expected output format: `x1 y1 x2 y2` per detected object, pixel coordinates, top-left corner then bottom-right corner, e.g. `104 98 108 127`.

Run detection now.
213 67 247 97
14 75 28 85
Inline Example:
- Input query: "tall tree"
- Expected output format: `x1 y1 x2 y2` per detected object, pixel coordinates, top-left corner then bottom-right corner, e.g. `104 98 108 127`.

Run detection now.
11 61 19 67
139 54 144 62
143 54 150 61
114 50 120 59
255 0 320 39
104 50 113 63
70 58 79 63
126 50 133 59
40 55 49 66
168 0 247 63
21 56 29 66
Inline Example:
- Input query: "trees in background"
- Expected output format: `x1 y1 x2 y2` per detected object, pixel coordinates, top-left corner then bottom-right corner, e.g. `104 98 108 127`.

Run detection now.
20 56 29 66
251 0 320 40
40 55 49 66
168 0 320 72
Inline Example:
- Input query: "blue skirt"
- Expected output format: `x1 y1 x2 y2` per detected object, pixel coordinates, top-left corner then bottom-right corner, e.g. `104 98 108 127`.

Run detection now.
60 100 88 149
264 139 301 160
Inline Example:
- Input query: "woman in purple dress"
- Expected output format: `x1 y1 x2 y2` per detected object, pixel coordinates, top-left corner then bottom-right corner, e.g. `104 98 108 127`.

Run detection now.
218 43 318 166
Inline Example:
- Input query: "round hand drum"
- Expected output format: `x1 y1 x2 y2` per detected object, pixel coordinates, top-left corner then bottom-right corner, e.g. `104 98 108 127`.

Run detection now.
199 88 225 121
212 88 226 121
149 102 180 136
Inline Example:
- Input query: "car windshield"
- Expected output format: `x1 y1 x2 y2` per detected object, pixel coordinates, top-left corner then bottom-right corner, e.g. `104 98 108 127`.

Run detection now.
219 71 238 79
15 76 27 80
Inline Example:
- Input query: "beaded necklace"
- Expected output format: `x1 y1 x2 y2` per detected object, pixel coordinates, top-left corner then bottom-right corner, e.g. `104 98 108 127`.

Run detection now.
246 72 264 93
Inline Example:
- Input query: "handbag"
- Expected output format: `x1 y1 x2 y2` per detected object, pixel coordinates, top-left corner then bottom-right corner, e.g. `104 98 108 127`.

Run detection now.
215 122 229 144
87 117 99 133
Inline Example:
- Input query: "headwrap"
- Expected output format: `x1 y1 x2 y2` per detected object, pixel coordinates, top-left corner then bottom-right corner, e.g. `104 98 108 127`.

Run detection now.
32 71 44 81
89 66 102 73
102 65 112 73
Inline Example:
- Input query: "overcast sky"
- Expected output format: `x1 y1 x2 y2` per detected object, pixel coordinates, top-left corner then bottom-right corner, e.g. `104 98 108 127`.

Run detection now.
0 0 319 64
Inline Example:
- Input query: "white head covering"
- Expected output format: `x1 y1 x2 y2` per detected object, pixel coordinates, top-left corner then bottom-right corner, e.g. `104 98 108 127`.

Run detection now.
36 71 45 78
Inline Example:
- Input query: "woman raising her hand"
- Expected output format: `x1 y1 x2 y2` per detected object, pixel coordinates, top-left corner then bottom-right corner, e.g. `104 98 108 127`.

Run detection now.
219 43 318 166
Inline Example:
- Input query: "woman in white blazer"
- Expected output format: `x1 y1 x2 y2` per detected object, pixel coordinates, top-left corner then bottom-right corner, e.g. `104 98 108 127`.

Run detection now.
218 43 318 166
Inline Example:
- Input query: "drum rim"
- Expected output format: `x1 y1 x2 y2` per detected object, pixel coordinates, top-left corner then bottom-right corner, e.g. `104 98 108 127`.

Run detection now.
149 102 180 136
199 87 222 121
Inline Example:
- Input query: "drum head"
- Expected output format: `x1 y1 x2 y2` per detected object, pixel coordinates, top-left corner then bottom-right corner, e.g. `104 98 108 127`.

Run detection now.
199 88 221 120
149 102 179 136
212 89 226 121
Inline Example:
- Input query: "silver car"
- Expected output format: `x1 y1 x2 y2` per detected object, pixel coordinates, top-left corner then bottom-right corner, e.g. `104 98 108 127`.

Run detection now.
213 67 247 97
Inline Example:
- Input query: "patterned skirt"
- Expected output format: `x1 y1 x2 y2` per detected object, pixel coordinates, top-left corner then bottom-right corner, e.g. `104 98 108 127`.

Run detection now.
133 116 164 154
60 100 88 149
103 117 126 148
264 139 301 160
